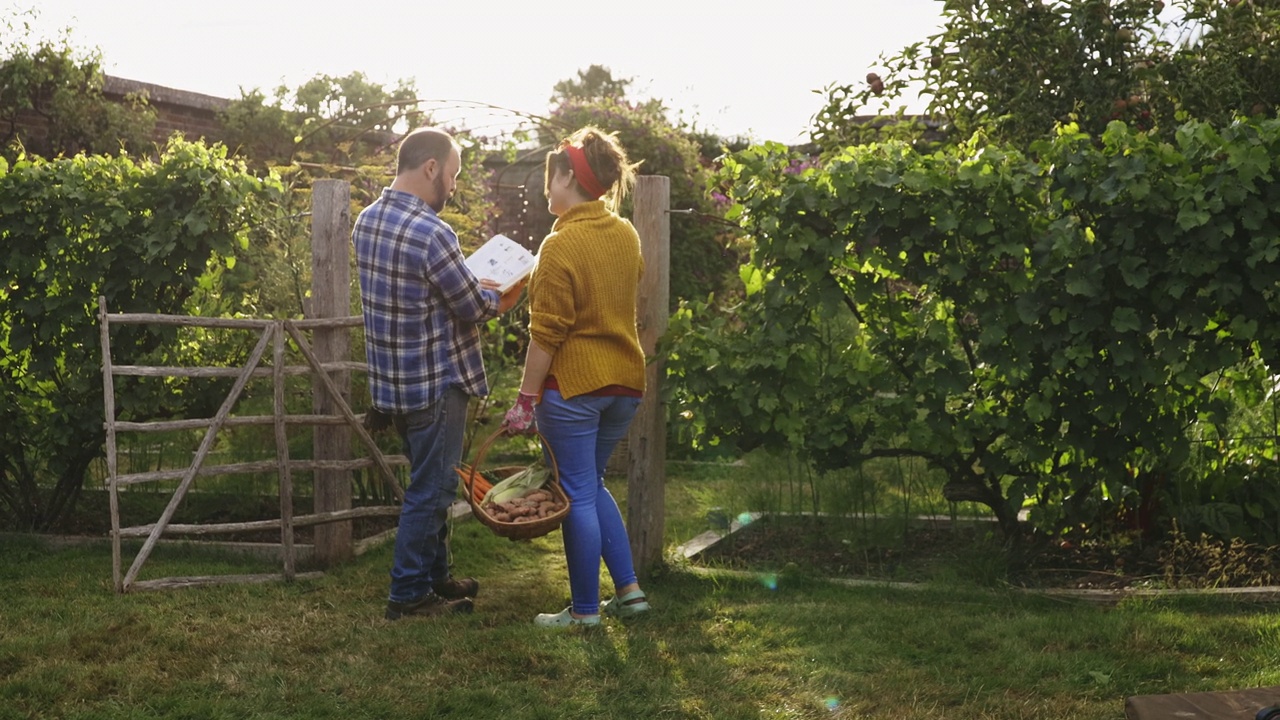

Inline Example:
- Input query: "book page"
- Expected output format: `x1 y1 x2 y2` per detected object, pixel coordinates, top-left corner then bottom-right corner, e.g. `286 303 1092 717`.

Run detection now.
464 234 536 293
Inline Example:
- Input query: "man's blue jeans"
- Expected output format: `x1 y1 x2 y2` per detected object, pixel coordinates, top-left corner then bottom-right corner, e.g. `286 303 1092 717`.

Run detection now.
388 385 468 603
536 389 642 616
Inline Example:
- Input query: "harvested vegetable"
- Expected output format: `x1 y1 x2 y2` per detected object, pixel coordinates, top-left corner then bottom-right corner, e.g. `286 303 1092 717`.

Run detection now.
481 463 550 505
483 488 566 524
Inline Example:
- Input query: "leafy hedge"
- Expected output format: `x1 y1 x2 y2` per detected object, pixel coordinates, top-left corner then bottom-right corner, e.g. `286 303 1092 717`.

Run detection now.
0 140 280 529
669 118 1280 542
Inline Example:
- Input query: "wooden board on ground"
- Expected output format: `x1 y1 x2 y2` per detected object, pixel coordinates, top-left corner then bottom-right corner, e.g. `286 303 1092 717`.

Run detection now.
1125 686 1280 719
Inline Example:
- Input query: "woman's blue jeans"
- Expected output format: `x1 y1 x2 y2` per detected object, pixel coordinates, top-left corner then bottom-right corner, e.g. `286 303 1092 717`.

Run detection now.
536 389 642 616
388 385 468 603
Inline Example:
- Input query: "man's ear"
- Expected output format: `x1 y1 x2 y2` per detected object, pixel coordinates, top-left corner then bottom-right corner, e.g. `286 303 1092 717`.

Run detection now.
422 157 438 181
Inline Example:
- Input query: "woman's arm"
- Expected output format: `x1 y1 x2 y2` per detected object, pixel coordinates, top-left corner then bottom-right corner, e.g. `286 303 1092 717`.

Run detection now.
518 341 554 395
503 340 554 435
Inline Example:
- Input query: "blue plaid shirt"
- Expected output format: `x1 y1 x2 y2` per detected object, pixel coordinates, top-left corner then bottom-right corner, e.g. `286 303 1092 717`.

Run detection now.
353 188 499 413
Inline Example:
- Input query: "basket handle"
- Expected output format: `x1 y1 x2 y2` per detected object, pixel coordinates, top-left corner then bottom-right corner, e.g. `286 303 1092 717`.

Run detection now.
463 428 561 504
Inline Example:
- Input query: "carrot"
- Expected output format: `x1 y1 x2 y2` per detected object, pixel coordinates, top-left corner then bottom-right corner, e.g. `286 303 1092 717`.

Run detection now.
455 466 493 504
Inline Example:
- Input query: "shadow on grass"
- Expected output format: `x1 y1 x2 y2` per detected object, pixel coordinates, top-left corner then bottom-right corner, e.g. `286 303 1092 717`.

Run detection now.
5 509 1280 719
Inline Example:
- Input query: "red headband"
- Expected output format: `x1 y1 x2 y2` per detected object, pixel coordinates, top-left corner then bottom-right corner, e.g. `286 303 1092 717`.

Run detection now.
562 143 607 199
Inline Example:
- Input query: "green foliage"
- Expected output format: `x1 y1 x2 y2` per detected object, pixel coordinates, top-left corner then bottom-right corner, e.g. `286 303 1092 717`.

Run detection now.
0 10 156 159
219 72 418 170
549 64 636 105
545 93 741 306
814 0 1280 151
670 118 1280 542
1165 0 1280 126
0 139 282 529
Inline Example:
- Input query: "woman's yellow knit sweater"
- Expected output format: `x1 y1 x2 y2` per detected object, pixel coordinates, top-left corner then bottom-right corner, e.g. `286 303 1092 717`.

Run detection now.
528 200 645 399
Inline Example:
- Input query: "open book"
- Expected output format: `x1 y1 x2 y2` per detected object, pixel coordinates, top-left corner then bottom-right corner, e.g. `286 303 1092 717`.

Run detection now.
465 233 536 294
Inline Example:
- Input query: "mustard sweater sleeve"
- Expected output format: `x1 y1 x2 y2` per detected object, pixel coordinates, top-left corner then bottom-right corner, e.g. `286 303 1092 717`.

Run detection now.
527 233 574 354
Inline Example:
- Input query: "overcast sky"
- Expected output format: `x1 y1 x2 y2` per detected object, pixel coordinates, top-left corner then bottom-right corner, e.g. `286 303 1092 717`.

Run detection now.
9 0 946 144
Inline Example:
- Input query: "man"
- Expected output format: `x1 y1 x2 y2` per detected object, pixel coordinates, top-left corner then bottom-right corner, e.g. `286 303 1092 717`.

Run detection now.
353 127 522 620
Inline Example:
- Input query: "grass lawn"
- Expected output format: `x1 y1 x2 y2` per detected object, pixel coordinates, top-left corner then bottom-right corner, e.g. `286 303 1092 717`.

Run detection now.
4 463 1280 719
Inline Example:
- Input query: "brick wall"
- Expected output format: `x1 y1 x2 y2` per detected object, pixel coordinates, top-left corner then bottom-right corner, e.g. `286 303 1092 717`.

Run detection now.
10 107 50 149
104 76 228 144
5 75 228 151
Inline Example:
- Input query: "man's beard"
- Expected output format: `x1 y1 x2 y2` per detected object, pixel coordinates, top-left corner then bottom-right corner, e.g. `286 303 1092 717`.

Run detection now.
428 173 449 212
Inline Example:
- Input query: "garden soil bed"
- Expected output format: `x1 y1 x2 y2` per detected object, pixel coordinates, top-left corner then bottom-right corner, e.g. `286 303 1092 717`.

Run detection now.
19 493 1280 593
691 514 1280 592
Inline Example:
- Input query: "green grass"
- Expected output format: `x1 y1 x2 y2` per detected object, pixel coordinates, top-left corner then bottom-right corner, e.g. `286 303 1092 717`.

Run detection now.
4 464 1280 719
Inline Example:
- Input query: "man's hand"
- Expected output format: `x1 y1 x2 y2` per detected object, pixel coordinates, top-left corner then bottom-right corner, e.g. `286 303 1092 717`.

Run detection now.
502 391 537 435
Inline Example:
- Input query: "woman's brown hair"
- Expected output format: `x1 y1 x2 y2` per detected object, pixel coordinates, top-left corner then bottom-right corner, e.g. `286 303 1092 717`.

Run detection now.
544 126 639 210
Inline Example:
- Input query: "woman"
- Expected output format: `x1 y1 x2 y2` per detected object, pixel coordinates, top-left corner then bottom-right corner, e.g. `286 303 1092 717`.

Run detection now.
502 127 650 627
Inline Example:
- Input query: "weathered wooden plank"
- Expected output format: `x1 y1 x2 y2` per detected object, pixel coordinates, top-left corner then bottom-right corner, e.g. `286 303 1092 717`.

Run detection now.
114 455 406 485
129 571 325 592
273 326 296 579
104 313 276 329
122 327 274 590
105 314 362 330
99 297 124 593
112 413 389 433
310 179 354 566
111 362 363 378
118 505 402 538
286 322 405 504
626 175 670 579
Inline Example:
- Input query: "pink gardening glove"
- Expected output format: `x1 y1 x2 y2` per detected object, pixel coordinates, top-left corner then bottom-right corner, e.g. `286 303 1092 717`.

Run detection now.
502 391 538 435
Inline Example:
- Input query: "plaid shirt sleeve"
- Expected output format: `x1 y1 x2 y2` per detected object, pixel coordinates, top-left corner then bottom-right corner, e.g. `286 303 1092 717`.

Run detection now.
353 189 499 413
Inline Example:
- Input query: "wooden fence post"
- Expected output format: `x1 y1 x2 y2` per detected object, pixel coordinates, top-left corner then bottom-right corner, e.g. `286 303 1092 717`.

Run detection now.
627 175 670 578
310 180 353 565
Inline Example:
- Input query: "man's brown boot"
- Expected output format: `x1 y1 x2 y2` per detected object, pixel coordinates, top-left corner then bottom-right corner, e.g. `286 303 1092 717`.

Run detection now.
433 576 479 600
385 592 474 620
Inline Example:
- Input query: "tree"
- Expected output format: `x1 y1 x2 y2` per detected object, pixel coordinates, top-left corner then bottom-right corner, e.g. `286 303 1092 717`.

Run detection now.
219 72 418 170
550 64 636 105
1164 0 1280 124
814 0 1280 151
0 9 156 159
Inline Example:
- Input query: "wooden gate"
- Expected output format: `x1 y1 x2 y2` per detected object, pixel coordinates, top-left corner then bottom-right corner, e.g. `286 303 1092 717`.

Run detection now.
97 298 405 593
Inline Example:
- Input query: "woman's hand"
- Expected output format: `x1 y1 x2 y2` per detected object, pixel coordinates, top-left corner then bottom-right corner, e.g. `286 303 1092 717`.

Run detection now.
497 277 527 313
502 391 538 435
480 278 527 314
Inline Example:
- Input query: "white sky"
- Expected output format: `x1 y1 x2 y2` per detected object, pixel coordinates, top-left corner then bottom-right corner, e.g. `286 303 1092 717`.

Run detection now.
8 0 945 145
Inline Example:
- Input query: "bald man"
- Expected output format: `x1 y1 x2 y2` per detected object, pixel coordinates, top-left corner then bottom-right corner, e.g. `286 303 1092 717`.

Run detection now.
353 128 522 620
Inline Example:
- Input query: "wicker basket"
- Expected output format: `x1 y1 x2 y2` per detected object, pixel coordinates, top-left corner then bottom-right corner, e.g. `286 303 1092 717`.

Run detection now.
458 430 568 541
